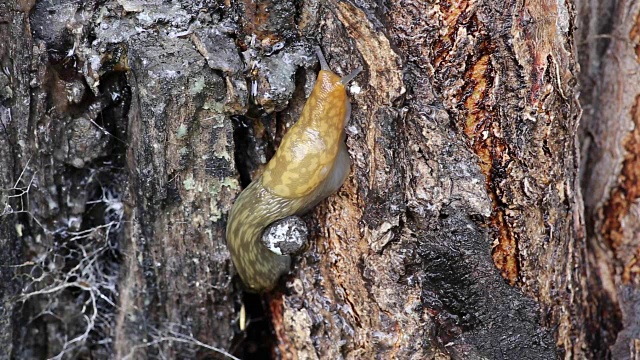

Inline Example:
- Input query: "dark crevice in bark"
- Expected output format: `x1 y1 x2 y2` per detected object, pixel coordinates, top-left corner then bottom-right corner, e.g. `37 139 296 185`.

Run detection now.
231 106 280 360
232 293 276 360
584 280 621 359
229 116 279 358
231 115 257 188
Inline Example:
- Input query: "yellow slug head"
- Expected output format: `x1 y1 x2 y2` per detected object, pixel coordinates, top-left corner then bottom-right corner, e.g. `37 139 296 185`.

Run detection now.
262 47 361 199
261 69 349 198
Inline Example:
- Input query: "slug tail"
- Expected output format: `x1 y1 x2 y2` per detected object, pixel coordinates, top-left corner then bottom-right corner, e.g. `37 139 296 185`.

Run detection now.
226 180 293 292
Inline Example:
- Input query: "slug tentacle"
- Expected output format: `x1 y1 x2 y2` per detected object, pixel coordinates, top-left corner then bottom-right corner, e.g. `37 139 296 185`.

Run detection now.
316 46 362 86
226 47 360 292
315 46 330 71
341 67 362 86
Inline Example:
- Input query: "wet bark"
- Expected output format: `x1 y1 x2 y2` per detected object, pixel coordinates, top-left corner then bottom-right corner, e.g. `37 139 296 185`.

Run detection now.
0 0 638 359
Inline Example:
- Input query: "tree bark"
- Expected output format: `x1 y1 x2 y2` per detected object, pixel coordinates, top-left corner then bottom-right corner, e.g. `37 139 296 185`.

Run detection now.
0 0 639 359
577 0 640 357
274 1 579 358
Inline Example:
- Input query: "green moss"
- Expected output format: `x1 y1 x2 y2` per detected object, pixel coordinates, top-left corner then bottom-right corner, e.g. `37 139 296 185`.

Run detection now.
190 76 206 95
203 101 224 113
183 175 196 190
176 124 188 139
207 177 239 222
221 177 239 190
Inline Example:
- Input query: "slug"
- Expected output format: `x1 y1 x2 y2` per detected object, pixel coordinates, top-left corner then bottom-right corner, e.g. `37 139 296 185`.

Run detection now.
226 47 361 292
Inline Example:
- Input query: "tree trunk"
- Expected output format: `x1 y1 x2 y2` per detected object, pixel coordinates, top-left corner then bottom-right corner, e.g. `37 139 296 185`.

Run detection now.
577 0 640 357
0 0 638 359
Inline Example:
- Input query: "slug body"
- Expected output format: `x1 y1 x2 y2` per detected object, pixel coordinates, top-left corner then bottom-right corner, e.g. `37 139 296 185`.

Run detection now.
226 49 360 292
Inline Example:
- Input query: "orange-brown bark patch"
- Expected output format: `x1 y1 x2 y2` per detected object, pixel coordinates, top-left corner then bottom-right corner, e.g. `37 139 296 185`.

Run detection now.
462 55 518 284
622 248 640 284
240 0 287 43
630 11 640 62
433 0 470 67
269 293 290 359
601 95 640 284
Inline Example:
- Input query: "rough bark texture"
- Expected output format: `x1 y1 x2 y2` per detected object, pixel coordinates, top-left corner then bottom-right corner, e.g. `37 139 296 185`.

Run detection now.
0 0 638 359
272 0 581 359
1 0 241 358
577 0 640 357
